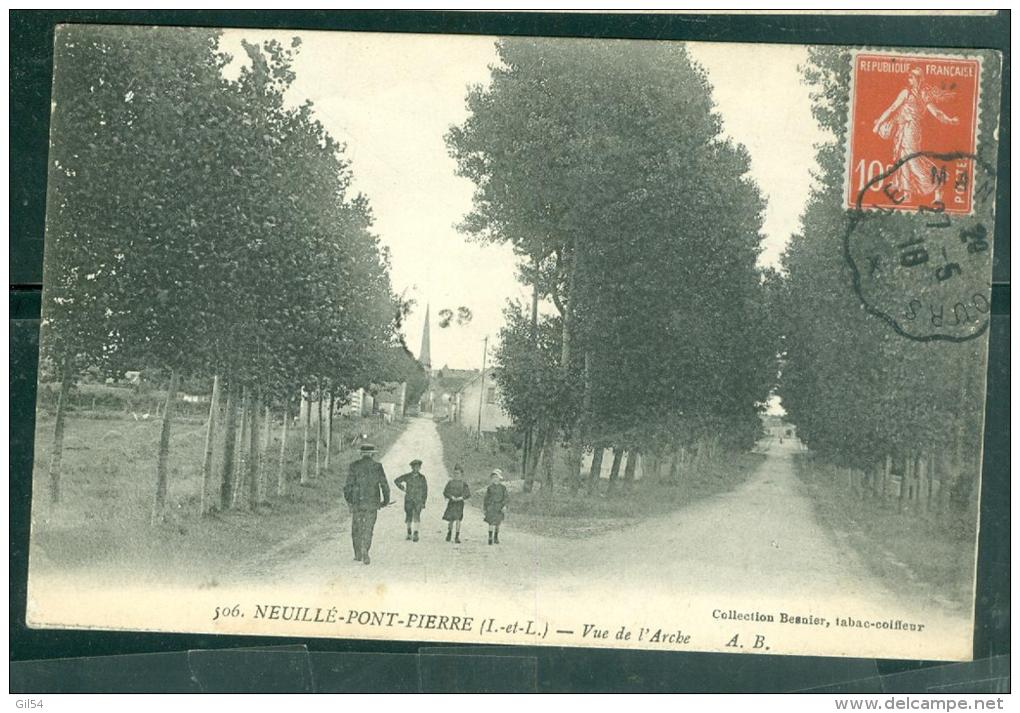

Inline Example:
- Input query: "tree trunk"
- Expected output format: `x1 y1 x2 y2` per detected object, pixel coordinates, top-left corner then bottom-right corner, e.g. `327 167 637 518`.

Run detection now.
646 452 660 483
259 404 271 505
521 427 532 485
587 446 604 493
233 386 250 508
942 429 971 513
48 360 74 504
917 453 929 512
898 454 910 512
567 442 584 493
247 390 260 509
277 402 290 497
200 374 221 515
608 447 624 493
151 368 180 524
523 257 540 493
696 438 708 467
558 239 586 491
541 436 555 490
219 384 238 510
325 392 334 472
881 454 892 501
300 392 312 485
335 403 343 455
530 254 540 340
524 425 545 493
567 351 593 492
623 448 640 490
668 449 680 485
315 390 323 479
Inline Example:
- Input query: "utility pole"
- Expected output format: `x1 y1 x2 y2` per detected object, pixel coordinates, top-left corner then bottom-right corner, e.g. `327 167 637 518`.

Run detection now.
476 335 488 440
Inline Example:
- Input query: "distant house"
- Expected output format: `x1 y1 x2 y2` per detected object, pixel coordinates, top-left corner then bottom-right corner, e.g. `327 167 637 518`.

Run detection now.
423 366 479 420
373 381 408 421
761 413 795 439
453 371 512 435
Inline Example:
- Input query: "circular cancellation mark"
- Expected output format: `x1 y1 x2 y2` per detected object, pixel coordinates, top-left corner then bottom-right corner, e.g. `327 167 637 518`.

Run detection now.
843 150 995 343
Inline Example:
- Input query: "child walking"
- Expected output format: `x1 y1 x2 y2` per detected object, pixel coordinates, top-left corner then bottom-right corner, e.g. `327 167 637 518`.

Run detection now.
483 469 509 545
442 465 471 543
394 459 428 542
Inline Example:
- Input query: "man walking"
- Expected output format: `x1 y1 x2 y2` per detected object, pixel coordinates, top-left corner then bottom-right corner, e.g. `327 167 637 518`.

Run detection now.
343 443 390 565
394 459 428 542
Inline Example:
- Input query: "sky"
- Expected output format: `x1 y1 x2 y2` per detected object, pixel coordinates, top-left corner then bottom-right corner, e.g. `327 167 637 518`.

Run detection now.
221 30 827 371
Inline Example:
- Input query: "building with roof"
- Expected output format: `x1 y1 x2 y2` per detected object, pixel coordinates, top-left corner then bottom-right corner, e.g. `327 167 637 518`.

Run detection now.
452 370 512 435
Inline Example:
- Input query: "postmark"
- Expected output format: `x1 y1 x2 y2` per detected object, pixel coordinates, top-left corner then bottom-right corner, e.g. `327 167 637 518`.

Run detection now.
842 49 993 342
843 150 994 343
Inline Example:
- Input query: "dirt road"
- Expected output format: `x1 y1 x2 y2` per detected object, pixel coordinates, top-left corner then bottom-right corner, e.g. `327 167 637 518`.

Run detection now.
215 418 972 658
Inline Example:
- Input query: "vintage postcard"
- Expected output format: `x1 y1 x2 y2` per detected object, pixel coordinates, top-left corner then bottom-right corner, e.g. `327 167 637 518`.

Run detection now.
26 24 1001 661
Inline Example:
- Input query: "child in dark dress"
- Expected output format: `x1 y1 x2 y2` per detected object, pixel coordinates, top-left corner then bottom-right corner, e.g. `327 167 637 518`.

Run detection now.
442 465 471 543
483 469 509 545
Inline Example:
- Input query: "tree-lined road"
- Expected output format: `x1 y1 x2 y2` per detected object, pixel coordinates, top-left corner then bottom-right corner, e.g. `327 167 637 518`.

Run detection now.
233 419 967 647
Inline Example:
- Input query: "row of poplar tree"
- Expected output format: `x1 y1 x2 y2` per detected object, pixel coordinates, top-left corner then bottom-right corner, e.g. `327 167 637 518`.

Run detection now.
39 26 421 522
447 39 991 511
446 39 780 492
778 47 997 516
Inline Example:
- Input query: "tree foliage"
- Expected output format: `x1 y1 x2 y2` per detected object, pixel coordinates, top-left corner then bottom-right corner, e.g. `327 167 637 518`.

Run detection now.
779 47 995 508
40 26 404 512
450 38 777 479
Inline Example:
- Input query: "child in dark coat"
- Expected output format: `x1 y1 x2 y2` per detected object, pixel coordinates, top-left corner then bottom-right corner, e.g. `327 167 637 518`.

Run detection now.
483 469 509 545
394 459 428 542
442 465 471 544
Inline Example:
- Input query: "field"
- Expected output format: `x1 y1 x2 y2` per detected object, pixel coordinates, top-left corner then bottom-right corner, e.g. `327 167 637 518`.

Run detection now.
29 409 408 586
434 421 765 538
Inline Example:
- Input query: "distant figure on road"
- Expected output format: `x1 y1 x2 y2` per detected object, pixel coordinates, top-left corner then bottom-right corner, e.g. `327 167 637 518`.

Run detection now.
343 443 390 565
394 459 428 542
442 464 471 544
483 469 509 545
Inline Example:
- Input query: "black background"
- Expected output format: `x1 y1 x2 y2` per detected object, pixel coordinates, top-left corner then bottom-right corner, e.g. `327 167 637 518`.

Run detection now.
9 9 1011 693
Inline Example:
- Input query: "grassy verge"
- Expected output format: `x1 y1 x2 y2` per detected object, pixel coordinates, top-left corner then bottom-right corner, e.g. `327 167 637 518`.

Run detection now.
792 453 977 612
434 421 764 538
29 410 408 586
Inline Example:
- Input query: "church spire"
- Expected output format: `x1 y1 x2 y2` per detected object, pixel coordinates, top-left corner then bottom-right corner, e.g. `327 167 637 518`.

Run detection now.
419 303 432 370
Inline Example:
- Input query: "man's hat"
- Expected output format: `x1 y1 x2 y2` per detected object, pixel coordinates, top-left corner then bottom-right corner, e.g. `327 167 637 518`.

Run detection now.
359 443 377 454
410 459 423 467
491 468 503 480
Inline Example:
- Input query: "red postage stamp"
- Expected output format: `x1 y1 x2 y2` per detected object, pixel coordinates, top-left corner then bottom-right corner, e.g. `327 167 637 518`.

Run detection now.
845 51 981 214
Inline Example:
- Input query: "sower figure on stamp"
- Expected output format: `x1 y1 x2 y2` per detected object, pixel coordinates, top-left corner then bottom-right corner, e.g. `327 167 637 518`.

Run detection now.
343 443 390 565
442 464 471 544
483 468 509 545
394 459 428 542
873 67 959 204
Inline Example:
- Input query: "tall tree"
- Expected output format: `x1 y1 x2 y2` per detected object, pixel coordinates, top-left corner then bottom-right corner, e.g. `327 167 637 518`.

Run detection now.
779 47 996 511
451 38 776 487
